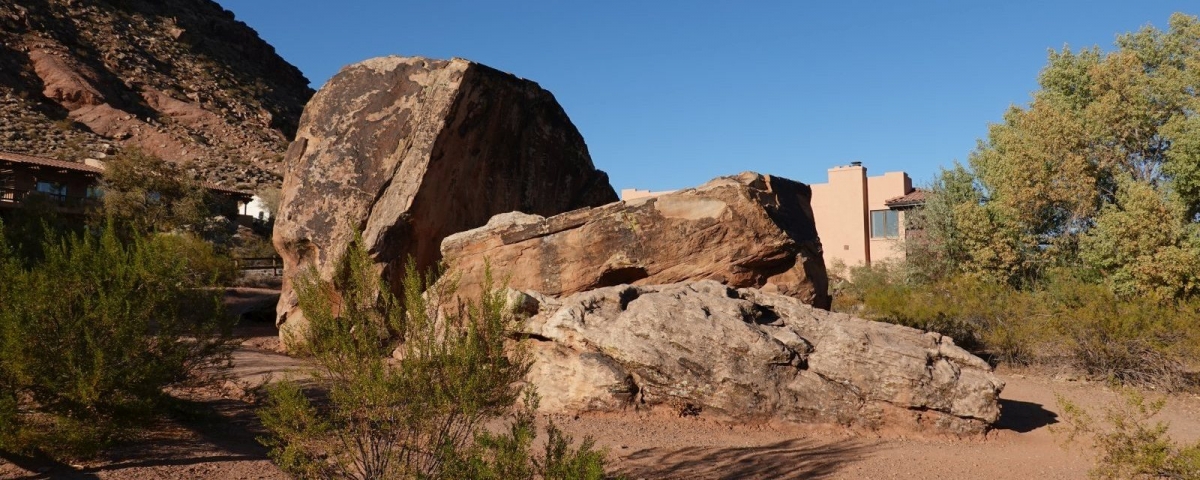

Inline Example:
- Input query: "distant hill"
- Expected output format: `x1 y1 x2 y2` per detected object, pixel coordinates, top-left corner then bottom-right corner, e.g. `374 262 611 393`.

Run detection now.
0 0 314 190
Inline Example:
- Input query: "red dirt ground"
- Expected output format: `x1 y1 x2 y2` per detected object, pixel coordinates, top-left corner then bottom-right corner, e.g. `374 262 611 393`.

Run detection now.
2 288 1197 479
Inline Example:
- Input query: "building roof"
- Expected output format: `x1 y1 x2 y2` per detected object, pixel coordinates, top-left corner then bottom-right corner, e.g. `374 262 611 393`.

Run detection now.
204 182 253 200
0 150 104 174
884 188 927 208
1 150 252 200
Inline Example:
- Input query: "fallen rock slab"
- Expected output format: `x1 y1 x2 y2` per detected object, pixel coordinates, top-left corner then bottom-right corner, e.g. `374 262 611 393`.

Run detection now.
442 172 831 309
272 56 618 344
518 281 1004 435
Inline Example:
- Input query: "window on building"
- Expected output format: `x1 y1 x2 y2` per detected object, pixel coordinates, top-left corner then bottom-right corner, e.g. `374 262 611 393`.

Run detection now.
0 169 13 201
870 210 900 239
86 185 104 199
36 180 67 199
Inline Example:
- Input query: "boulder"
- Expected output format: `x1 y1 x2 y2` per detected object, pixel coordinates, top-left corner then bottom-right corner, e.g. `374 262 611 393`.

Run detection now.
442 172 831 308
519 281 1004 435
273 56 618 344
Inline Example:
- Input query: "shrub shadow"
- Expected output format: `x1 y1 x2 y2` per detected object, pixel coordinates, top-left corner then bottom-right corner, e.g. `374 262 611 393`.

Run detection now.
617 438 871 479
994 398 1058 433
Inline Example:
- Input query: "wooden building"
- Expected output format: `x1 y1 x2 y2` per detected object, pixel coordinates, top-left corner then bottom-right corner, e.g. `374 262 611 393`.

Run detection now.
0 150 253 219
0 151 104 215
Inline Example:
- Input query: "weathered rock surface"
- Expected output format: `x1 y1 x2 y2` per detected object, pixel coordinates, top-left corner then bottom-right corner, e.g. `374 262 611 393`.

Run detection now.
518 281 1004 434
442 172 831 308
273 56 618 344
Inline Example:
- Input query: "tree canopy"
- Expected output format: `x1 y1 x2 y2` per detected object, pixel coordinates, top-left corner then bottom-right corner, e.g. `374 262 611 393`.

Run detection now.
910 13 1200 300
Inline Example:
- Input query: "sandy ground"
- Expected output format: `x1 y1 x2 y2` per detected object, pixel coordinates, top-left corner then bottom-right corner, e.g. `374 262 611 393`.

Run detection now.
3 288 1199 479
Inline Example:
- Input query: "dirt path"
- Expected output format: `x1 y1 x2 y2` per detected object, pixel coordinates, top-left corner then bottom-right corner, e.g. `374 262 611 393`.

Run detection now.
3 288 1199 479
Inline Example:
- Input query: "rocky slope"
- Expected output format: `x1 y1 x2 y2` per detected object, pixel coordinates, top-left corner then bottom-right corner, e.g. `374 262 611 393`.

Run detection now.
0 0 314 189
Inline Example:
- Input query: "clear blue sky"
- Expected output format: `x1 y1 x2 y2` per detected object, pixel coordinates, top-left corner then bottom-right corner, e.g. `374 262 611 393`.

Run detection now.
214 1 1196 191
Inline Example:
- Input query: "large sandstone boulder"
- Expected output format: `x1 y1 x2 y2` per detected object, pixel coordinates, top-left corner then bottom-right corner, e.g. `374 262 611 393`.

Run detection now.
442 172 831 308
518 281 1004 434
273 56 618 343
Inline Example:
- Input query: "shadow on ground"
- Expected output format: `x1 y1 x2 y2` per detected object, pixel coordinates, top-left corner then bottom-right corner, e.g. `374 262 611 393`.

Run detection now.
618 438 872 479
995 398 1058 433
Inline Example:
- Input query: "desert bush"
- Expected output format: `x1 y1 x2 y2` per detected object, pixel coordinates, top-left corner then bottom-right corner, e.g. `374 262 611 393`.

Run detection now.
1051 284 1200 391
1058 390 1200 479
154 231 239 285
258 235 611 479
0 221 234 458
836 263 1200 389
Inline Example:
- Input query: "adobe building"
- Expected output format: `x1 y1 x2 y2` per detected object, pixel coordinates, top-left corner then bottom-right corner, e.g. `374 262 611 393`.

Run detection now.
809 162 924 269
618 163 925 271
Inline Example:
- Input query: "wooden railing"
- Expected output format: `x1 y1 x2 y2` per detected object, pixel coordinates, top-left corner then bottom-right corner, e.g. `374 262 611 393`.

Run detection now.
233 256 284 276
0 188 99 210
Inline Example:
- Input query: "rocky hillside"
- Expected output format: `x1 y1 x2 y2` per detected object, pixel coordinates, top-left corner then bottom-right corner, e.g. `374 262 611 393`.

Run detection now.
0 0 314 189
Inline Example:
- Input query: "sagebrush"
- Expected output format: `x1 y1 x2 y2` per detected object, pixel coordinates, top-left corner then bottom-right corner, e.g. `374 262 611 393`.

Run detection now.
0 221 234 458
258 235 612 479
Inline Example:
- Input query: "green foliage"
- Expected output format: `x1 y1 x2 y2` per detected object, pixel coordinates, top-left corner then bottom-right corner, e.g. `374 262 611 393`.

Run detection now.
445 390 611 480
99 147 211 232
0 220 234 458
912 13 1200 294
834 264 1200 390
1079 176 1200 302
258 235 611 479
1058 390 1200 479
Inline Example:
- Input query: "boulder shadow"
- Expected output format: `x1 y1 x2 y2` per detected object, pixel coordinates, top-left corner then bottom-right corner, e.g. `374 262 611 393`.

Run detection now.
618 438 871 480
995 399 1059 433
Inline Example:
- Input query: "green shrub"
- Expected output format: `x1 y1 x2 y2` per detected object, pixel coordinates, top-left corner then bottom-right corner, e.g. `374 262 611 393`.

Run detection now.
258 235 611 479
1058 390 1200 479
0 221 234 458
836 263 1200 389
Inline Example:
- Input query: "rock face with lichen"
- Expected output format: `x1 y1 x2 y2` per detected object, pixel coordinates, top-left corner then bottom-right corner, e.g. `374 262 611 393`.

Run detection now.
272 56 618 345
441 172 831 309
516 281 1004 435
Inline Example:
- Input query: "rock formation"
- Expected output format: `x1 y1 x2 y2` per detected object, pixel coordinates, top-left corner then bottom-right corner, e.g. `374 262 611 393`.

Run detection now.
273 56 618 344
0 0 314 188
517 281 1004 434
442 172 831 308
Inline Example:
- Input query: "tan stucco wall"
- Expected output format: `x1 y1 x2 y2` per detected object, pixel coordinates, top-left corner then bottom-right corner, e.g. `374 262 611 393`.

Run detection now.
810 165 869 269
811 166 913 270
866 172 912 264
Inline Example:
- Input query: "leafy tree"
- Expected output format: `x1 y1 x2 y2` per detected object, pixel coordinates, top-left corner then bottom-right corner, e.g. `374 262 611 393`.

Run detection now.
99 147 211 232
1079 176 1200 302
915 13 1200 293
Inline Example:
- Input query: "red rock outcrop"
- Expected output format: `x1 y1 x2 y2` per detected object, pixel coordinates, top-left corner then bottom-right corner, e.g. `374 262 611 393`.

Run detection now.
0 0 314 188
441 172 832 308
273 56 618 345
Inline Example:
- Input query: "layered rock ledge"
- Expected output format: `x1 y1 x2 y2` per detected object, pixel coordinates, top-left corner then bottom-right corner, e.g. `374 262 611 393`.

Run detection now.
517 281 1004 435
443 172 831 308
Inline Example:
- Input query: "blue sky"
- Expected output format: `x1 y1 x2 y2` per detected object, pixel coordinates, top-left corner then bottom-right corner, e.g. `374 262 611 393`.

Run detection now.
214 1 1196 191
